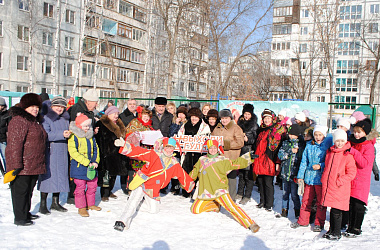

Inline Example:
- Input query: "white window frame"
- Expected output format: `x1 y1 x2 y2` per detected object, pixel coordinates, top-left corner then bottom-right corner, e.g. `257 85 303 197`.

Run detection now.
42 60 52 74
63 63 73 76
0 20 2 37
301 9 309 18
65 9 75 24
17 55 28 71
0 52 2 69
18 25 29 41
43 2 54 18
117 68 129 82
300 27 308 35
65 36 74 50
18 0 29 11
42 32 53 46
370 4 379 14
299 43 307 53
82 62 94 77
131 50 143 63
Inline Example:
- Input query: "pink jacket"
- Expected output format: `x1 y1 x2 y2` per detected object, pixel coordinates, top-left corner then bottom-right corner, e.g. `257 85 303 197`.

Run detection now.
321 142 356 211
350 137 376 205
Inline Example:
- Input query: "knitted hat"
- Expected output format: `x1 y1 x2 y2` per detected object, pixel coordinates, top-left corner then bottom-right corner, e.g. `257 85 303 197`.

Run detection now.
162 137 182 155
75 114 91 129
278 109 287 117
155 97 167 105
176 106 188 117
51 96 67 107
288 124 302 136
286 117 293 126
337 117 351 131
19 93 42 109
0 97 6 106
354 118 372 135
189 101 200 109
242 103 254 116
188 107 203 119
313 125 328 137
350 111 366 123
207 109 219 119
219 109 233 119
261 109 275 119
302 109 310 118
333 129 347 143
83 89 99 102
295 112 306 122
204 139 224 154
104 105 119 116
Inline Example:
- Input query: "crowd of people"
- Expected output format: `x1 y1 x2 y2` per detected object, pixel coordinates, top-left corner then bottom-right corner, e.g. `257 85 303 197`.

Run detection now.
0 90 379 240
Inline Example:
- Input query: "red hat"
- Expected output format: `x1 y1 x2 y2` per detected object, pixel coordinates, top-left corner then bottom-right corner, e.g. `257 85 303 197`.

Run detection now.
162 137 182 155
203 139 224 154
75 114 91 129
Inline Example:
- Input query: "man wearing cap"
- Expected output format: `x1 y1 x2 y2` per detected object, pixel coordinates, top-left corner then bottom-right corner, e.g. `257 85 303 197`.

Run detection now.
113 136 195 232
0 97 10 175
151 97 173 138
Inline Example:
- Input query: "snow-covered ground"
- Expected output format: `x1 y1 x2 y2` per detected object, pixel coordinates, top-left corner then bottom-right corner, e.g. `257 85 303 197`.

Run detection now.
0 174 379 250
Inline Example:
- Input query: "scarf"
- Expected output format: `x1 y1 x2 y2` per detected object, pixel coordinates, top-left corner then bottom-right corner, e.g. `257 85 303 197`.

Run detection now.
137 117 153 129
349 134 367 152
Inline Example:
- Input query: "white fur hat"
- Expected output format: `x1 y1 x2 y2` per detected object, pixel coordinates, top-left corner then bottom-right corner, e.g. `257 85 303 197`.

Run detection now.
313 125 328 137
337 117 351 131
295 112 306 122
279 109 287 117
333 129 347 143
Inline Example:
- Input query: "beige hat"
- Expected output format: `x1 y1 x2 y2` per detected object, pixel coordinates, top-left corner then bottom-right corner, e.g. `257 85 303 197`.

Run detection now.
83 89 99 102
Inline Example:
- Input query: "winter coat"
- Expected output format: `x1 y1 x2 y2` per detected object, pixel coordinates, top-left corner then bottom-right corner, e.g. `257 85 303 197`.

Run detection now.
119 142 195 199
178 119 211 173
67 98 96 127
38 104 70 193
119 108 138 126
125 117 153 133
321 142 356 211
151 109 173 137
212 121 244 161
278 138 305 181
95 116 129 177
297 135 333 185
349 131 376 205
237 116 258 171
168 120 186 137
5 106 47 175
0 109 11 143
68 122 100 181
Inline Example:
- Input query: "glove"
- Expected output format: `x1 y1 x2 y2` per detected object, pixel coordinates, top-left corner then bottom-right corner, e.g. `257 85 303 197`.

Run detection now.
3 168 23 184
375 173 379 181
250 152 259 160
114 137 125 147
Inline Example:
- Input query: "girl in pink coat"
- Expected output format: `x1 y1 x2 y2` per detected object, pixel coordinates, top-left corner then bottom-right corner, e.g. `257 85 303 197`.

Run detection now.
345 118 376 237
321 129 356 240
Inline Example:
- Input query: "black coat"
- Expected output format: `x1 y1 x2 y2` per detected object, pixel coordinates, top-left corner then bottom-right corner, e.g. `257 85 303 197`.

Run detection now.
237 115 259 155
67 99 96 127
95 116 129 179
0 109 11 143
181 120 202 174
119 108 137 126
151 109 173 137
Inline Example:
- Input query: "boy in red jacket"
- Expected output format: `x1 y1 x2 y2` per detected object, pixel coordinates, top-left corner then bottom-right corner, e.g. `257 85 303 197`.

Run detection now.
321 129 356 240
113 136 195 231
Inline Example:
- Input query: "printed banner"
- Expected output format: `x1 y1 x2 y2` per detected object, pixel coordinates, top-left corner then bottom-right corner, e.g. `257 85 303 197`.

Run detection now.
173 135 223 153
218 100 329 126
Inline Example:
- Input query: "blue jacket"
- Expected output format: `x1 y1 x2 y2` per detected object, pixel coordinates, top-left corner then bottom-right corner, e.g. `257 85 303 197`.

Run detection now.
297 135 333 185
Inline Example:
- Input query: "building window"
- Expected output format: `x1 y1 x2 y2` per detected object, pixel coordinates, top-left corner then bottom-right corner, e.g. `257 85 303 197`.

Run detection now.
273 24 292 35
17 55 28 71
0 20 3 37
17 86 29 92
336 78 357 92
134 7 145 22
65 10 75 24
188 81 195 92
301 9 309 18
340 5 362 20
102 19 117 35
0 52 2 69
116 46 130 60
369 41 379 51
117 24 132 39
65 36 74 50
119 0 133 17
274 6 292 17
18 0 29 11
0 0 3 4
339 23 361 37
366 79 371 89
101 67 112 80
317 96 326 102
337 41 360 55
370 4 379 14
42 60 52 74
131 71 141 84
131 50 143 63
83 38 97 56
63 63 73 76
320 79 326 88
366 60 376 70
17 25 29 41
42 32 53 46
336 60 359 74
105 0 116 10
132 29 145 42
86 15 100 28
319 61 327 69
299 43 307 53
82 62 94 77
369 23 378 33
300 27 308 35
117 68 129 82
43 2 54 18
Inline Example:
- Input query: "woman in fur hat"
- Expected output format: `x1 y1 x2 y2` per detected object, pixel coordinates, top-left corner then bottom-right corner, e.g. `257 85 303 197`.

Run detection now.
95 106 129 202
168 106 188 137
6 93 47 226
236 104 259 205
177 107 210 198
206 109 219 133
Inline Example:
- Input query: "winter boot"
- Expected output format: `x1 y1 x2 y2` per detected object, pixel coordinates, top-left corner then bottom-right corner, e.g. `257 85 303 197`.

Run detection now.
114 221 126 232
281 209 288 218
109 193 118 199
50 193 68 212
78 208 89 217
39 192 51 215
236 194 243 202
294 209 300 219
88 205 102 211
239 197 250 205
249 223 260 233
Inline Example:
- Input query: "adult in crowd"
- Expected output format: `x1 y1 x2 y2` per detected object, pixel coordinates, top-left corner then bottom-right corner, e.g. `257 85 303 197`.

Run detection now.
166 102 177 117
151 97 173 138
206 109 219 133
67 89 99 204
38 97 71 214
236 104 258 205
189 101 201 110
95 106 129 202
201 103 211 123
253 109 286 211
294 112 308 132
168 106 188 137
212 109 244 201
6 93 47 226
0 97 10 175
178 108 210 197
119 99 138 126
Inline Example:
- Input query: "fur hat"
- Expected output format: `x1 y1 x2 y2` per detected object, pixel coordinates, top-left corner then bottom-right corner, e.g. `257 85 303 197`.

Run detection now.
354 118 372 135
337 117 351 131
188 107 203 119
350 111 366 123
261 109 275 119
75 114 91 129
0 97 6 107
155 97 167 105
104 105 119 116
295 112 306 122
189 101 200 109
313 125 328 137
288 124 302 136
51 96 67 107
19 93 42 110
219 109 233 119
333 129 347 143
207 109 219 119
176 106 188 117
242 103 254 116
83 89 99 102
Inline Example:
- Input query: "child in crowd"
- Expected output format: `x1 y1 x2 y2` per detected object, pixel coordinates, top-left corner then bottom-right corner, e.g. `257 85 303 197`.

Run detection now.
291 125 333 232
189 140 260 233
68 114 101 217
344 119 376 237
278 124 305 218
321 129 357 240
